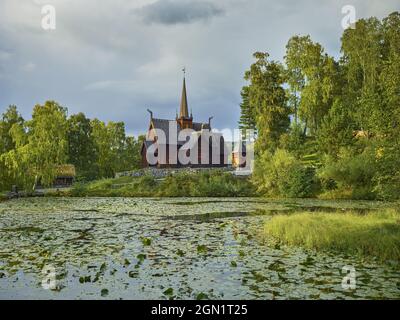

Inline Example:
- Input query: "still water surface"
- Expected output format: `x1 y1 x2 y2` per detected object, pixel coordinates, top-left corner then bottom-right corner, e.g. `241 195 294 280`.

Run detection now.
0 197 399 299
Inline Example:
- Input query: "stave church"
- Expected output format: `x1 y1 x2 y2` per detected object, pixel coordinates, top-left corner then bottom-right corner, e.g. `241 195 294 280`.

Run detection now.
141 72 235 168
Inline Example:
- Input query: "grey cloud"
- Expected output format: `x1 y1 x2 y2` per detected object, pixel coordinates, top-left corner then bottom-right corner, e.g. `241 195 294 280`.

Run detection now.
1 0 400 138
136 0 224 25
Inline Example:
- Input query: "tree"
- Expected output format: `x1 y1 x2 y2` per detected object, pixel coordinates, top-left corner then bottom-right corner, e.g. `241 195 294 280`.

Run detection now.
244 52 290 152
316 99 355 157
285 36 339 134
0 106 25 190
2 101 68 189
379 12 400 137
91 119 137 178
341 17 383 133
0 105 24 154
238 86 257 136
122 135 145 171
67 113 98 180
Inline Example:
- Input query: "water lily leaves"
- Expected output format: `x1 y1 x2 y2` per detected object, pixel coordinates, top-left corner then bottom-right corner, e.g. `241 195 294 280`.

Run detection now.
133 253 147 269
79 275 91 283
1 197 400 299
196 292 209 300
163 287 174 296
128 271 138 278
238 250 246 258
197 245 208 254
141 237 152 246
176 249 185 257
251 271 267 283
300 255 315 267
101 288 109 297
100 262 107 272
137 254 146 262
268 260 286 273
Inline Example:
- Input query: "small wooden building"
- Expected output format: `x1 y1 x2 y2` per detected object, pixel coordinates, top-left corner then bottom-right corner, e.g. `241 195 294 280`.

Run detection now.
53 164 76 187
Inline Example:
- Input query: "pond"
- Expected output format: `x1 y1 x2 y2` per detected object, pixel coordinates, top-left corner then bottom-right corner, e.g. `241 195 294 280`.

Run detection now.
0 197 399 299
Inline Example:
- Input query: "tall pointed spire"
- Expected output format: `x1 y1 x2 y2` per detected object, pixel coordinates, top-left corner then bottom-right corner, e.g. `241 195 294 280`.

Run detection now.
179 68 189 118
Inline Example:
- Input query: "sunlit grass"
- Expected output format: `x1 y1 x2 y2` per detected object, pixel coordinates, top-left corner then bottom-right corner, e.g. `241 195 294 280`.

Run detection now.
265 209 400 262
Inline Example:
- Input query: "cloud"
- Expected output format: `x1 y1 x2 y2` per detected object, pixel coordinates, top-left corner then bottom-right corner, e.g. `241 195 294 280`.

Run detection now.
20 62 36 72
136 0 224 25
1 0 400 137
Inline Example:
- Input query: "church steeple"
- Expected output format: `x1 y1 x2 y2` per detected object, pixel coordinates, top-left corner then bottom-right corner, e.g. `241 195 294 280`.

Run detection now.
177 68 193 129
179 68 190 118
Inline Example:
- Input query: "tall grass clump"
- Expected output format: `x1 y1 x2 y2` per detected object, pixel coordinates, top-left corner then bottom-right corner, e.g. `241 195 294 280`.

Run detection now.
265 209 400 262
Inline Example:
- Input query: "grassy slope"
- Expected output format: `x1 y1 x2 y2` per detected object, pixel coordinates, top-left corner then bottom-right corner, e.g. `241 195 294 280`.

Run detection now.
265 209 400 262
66 171 256 198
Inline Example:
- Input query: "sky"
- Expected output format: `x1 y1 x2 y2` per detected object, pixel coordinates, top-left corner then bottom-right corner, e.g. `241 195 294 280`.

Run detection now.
0 0 399 137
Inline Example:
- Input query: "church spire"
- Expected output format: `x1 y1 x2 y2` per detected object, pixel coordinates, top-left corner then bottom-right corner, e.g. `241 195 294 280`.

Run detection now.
179 68 189 118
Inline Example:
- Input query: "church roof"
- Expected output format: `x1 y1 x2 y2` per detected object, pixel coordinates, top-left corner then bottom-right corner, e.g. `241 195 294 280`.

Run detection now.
151 118 211 145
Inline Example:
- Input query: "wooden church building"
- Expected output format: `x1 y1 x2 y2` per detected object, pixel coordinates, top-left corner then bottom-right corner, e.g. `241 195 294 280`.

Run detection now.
141 73 230 168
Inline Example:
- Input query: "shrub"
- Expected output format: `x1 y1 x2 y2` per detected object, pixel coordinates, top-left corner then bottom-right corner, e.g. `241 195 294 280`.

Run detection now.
69 170 255 198
372 144 400 201
252 149 317 198
318 147 378 200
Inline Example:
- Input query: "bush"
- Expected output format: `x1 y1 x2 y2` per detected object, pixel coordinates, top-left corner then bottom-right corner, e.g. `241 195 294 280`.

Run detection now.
372 144 400 200
252 149 317 198
318 147 378 200
159 170 255 197
69 170 255 198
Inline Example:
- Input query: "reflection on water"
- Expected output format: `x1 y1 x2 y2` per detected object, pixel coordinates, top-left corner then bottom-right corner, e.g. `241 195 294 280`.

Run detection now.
0 197 399 300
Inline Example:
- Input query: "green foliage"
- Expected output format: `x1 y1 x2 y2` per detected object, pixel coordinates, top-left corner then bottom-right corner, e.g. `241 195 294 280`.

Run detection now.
316 99 355 157
0 106 24 190
247 11 400 200
238 86 257 136
372 142 400 201
2 101 68 190
279 122 306 158
318 147 378 200
69 170 255 198
244 52 290 152
0 103 144 191
265 209 400 262
159 170 255 197
89 120 143 179
285 36 340 134
67 113 98 181
252 149 316 198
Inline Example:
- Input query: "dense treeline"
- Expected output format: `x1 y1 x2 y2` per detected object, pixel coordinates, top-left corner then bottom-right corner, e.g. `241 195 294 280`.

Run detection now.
241 12 400 200
0 101 143 191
